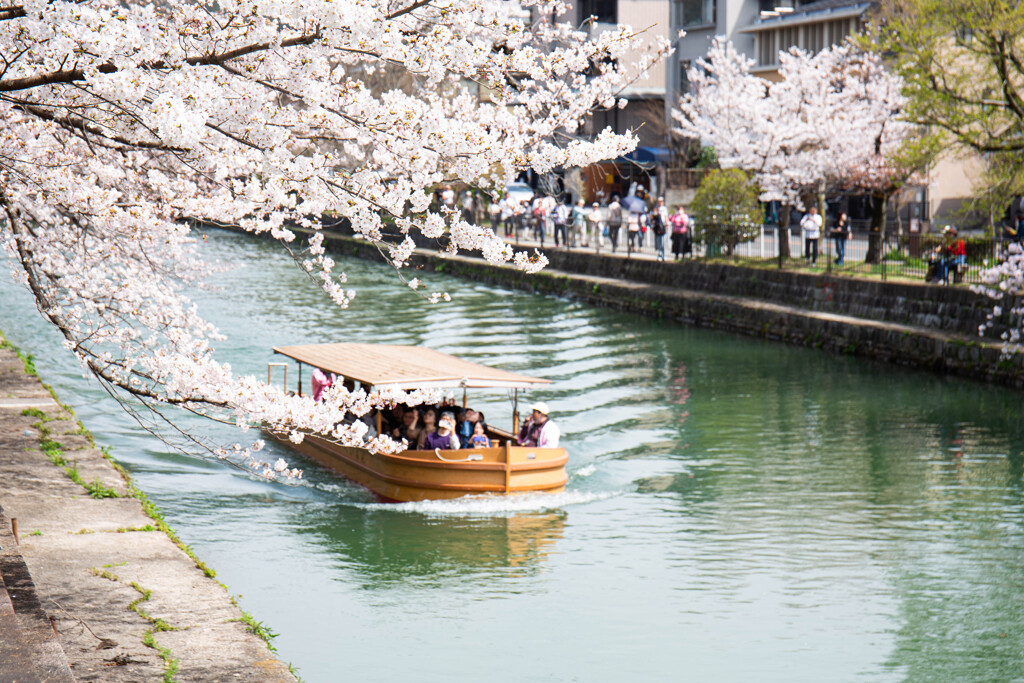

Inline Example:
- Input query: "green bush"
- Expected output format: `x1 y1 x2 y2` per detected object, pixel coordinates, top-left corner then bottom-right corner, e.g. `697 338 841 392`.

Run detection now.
690 169 762 255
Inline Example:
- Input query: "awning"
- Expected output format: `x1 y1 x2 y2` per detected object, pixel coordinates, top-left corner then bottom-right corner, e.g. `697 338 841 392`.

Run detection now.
618 147 672 165
743 2 871 31
273 343 551 391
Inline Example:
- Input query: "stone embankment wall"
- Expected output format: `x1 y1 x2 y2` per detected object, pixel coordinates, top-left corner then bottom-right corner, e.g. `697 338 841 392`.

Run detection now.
540 250 1014 340
231 225 1024 388
0 337 297 683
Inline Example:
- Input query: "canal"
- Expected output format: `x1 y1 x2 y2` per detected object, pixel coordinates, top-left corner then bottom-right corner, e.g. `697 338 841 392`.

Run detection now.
2 229 1023 682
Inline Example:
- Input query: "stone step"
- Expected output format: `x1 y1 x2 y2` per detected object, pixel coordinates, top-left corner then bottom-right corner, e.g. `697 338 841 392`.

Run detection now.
0 509 75 683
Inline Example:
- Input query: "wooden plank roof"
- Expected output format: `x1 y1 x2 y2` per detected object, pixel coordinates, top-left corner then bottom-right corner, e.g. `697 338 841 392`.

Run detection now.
272 343 551 390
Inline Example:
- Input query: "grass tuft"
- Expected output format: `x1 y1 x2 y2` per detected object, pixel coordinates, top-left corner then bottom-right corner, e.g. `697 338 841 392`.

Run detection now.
92 568 181 682
83 478 119 499
233 609 279 652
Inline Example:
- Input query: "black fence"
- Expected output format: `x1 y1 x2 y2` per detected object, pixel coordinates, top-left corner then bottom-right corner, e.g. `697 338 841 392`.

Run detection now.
323 214 1009 287
502 220 1007 286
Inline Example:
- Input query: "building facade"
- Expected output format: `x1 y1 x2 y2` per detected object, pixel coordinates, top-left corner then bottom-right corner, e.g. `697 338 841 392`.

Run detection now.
566 0 970 228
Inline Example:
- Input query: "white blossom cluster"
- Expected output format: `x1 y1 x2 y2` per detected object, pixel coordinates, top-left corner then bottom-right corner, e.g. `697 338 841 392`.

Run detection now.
0 0 670 476
975 243 1024 352
673 38 911 208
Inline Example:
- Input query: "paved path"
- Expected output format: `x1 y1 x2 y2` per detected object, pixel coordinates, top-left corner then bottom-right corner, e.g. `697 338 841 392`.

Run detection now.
0 342 296 682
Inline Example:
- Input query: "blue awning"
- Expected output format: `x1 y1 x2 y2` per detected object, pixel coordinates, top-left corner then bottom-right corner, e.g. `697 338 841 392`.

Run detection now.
618 146 672 165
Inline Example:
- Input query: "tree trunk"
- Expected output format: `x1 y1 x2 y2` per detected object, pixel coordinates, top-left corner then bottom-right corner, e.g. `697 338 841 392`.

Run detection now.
864 190 887 265
778 205 792 260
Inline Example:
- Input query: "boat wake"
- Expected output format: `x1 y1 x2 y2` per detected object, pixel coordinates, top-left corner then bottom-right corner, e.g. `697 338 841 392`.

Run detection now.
573 464 597 477
356 489 615 516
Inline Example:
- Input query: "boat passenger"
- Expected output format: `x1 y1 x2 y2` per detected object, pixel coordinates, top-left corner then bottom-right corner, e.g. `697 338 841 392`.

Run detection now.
424 412 460 450
311 368 332 402
382 404 404 434
358 412 377 441
393 408 421 445
415 407 437 449
517 402 560 448
469 421 491 448
458 408 478 447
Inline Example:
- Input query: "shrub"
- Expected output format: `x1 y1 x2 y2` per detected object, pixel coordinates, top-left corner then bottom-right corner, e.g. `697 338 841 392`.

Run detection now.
690 169 762 255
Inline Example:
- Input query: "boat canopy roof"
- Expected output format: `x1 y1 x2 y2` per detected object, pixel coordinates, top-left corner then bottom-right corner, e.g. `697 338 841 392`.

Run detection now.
272 343 551 391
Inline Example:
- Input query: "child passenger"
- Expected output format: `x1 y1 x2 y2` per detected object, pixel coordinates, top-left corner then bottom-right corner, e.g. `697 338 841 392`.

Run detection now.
470 421 491 448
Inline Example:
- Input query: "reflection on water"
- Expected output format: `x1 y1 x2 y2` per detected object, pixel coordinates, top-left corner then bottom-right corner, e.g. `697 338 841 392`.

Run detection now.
298 505 567 587
2 228 1024 681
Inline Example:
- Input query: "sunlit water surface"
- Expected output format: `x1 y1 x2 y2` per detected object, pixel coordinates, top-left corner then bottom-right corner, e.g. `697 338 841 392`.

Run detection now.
2 230 1024 682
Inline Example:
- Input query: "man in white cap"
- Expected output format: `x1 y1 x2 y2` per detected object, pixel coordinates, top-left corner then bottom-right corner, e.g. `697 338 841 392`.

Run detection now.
517 401 560 448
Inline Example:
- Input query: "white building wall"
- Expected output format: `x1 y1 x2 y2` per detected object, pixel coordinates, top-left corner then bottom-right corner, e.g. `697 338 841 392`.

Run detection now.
597 0 671 97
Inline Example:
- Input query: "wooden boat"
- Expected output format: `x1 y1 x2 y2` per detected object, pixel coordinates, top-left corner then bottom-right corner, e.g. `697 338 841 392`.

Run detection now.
265 343 568 502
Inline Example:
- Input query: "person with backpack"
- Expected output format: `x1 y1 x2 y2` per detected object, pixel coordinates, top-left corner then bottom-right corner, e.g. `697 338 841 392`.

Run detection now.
651 197 668 262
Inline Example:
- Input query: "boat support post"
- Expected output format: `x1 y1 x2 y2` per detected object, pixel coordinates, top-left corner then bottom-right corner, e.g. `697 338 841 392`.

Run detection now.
504 440 512 493
297 362 303 397
512 388 519 437
268 363 288 392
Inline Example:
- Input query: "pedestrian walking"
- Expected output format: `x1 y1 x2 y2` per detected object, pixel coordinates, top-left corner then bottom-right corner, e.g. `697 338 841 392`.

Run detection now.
588 202 604 249
440 184 455 211
606 196 622 253
500 197 514 237
531 196 546 245
670 205 690 260
637 209 648 249
553 200 569 247
570 198 588 248
461 190 476 224
800 206 822 267
652 197 668 261
626 210 640 255
488 197 500 233
831 212 850 265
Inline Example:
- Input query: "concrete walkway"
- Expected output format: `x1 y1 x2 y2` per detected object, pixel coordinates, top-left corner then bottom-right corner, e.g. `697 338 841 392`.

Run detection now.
0 343 296 682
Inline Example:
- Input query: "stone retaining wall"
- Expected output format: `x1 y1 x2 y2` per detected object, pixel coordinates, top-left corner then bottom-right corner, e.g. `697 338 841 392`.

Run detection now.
539 249 1015 339
317 218 1017 338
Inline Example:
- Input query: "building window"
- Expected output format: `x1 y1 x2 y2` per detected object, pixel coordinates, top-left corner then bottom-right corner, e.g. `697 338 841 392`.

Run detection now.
758 31 775 66
579 0 616 24
679 59 692 95
759 0 795 11
677 0 716 28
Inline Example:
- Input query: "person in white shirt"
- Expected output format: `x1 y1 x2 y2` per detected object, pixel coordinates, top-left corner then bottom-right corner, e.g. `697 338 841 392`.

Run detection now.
516 402 560 448
440 185 455 209
553 201 570 247
800 205 823 267
588 202 605 248
499 197 514 236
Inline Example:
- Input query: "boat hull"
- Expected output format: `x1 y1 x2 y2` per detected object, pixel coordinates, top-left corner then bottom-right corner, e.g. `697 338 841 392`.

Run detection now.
267 431 568 502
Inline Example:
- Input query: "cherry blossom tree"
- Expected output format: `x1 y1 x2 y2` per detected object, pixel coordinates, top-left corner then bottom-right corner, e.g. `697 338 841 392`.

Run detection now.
0 0 670 476
673 37 915 262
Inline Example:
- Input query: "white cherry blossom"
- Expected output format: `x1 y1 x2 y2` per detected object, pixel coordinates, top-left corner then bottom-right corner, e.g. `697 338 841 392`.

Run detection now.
0 0 671 476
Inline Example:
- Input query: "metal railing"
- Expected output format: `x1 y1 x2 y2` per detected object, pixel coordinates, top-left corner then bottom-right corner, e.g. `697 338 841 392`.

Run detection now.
499 220 1007 285
327 214 1009 287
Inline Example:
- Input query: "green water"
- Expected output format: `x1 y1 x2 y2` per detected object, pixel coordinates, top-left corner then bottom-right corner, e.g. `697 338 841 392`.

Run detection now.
2 229 1023 682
